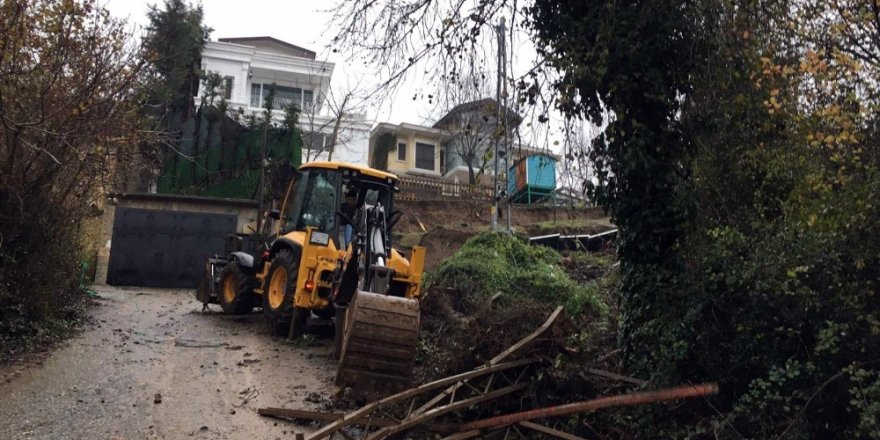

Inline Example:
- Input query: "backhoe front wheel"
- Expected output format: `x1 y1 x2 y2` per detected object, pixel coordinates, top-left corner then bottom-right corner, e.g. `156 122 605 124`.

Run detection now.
219 261 256 315
263 249 308 338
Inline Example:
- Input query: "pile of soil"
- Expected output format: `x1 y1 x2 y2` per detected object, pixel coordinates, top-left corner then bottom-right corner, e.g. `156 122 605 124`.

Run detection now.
415 232 608 381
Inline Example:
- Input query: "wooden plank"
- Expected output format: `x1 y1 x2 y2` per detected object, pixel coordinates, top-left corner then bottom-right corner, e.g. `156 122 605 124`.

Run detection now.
365 383 528 439
518 421 587 440
306 358 537 440
258 407 456 433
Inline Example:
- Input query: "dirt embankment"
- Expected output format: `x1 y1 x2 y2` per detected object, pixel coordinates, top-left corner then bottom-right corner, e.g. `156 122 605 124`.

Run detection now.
393 200 614 270
394 200 606 235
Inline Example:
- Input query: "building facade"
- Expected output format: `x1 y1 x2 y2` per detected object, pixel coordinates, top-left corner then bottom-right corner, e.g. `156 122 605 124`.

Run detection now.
196 36 371 165
368 122 447 178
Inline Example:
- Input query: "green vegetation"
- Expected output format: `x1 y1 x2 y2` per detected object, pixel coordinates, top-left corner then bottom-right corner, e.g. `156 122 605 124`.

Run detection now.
419 232 612 383
530 0 880 437
428 232 606 317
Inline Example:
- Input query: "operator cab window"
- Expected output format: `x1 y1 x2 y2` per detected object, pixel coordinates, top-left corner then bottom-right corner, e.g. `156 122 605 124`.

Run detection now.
291 169 339 233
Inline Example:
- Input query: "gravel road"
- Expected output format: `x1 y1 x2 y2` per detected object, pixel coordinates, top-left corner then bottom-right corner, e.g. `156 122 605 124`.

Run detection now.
0 285 337 439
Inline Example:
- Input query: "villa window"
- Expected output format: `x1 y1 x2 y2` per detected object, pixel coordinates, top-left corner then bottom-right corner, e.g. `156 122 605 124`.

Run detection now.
415 142 435 170
303 90 314 110
397 142 406 161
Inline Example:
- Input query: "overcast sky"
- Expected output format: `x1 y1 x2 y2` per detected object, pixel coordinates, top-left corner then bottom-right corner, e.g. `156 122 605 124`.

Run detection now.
104 0 453 125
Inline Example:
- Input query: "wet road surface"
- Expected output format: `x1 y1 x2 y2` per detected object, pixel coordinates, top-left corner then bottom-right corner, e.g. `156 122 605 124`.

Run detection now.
0 285 337 439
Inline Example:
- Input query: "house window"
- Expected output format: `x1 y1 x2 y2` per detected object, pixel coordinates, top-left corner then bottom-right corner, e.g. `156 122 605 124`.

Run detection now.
415 142 435 170
397 142 406 161
223 76 234 100
275 85 302 110
250 83 262 107
250 83 314 110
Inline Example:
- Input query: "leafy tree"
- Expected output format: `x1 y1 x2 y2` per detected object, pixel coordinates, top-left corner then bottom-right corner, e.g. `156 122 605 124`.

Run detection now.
141 0 211 133
528 0 880 437
0 0 149 355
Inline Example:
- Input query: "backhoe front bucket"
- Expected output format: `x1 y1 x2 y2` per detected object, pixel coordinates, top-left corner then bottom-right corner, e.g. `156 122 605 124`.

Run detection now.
336 290 420 398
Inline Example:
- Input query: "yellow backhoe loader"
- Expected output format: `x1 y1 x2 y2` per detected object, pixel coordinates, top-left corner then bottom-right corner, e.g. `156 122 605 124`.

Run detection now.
197 161 426 396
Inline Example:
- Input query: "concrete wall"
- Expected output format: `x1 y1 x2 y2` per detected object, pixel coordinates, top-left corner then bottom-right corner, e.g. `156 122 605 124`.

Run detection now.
94 194 259 285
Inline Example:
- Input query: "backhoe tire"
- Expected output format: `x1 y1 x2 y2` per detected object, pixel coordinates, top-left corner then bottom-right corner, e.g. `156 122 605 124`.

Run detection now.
219 261 256 315
263 249 298 336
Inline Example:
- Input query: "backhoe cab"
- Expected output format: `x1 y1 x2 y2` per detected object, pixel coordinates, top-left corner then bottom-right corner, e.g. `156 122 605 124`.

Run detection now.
198 161 426 396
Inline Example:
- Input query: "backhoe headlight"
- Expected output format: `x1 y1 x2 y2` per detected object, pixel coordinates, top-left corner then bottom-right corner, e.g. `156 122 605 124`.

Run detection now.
310 231 330 246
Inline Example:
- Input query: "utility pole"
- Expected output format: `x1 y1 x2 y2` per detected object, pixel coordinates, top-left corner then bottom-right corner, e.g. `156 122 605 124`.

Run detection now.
492 17 506 231
499 19 512 233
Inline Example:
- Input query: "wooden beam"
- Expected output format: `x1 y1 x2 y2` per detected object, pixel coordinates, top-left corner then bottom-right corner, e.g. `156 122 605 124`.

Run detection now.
258 407 455 433
461 383 720 430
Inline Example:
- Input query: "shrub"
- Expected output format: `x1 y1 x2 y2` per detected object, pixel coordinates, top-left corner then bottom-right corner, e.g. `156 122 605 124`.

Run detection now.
427 231 606 317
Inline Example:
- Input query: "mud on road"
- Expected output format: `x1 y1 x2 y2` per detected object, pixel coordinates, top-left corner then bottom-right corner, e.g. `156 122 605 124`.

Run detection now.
0 286 337 439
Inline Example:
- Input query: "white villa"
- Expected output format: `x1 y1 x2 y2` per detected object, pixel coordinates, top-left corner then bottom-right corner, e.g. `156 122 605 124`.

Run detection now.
195 36 371 165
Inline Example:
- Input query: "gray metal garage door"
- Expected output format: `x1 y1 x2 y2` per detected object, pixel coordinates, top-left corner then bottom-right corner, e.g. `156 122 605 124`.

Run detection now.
107 208 237 288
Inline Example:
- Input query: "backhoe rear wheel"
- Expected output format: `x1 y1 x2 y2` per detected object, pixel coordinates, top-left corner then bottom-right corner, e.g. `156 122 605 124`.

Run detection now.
218 261 256 315
263 248 300 337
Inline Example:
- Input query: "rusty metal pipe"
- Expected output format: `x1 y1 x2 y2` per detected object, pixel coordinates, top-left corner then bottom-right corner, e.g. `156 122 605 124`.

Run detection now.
460 383 719 430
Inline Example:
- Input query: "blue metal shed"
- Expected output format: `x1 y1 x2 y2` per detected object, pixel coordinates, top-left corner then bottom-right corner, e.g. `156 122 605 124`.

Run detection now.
507 154 557 204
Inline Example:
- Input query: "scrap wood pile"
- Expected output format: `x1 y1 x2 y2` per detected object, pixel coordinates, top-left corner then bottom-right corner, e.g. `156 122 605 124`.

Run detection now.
259 232 718 438
258 306 717 439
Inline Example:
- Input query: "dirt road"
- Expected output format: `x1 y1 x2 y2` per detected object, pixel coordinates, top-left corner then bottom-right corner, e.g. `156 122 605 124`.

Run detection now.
0 286 337 439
